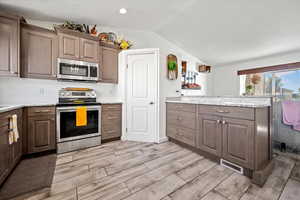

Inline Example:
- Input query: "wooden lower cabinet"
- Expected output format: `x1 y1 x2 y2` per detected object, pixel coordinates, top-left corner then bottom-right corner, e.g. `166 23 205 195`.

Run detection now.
27 115 56 154
0 123 10 185
101 104 122 141
11 110 23 165
166 103 271 177
222 118 255 169
26 106 56 154
198 115 222 157
166 103 196 147
0 109 22 186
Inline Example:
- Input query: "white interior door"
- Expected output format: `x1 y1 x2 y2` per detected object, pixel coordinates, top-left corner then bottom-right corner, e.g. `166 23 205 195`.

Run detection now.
125 52 159 143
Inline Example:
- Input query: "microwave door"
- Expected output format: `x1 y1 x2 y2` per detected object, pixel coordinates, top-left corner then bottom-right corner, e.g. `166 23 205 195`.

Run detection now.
57 59 91 81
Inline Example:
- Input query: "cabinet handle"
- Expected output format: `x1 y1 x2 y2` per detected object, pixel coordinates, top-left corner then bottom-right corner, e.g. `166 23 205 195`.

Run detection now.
35 110 51 113
105 107 118 109
105 130 117 134
107 117 118 120
217 110 229 114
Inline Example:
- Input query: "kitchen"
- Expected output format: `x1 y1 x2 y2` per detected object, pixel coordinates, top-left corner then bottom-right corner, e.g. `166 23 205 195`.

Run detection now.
0 1 300 200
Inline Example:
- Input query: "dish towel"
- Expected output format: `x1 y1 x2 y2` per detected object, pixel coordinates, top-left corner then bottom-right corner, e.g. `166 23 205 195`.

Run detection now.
282 100 300 131
9 114 19 144
76 107 87 126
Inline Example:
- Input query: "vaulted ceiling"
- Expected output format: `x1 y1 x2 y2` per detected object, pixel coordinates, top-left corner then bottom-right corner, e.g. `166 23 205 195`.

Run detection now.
1 0 300 65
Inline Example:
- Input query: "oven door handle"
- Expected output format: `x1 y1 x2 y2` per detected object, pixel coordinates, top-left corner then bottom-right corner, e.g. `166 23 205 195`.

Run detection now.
56 106 101 111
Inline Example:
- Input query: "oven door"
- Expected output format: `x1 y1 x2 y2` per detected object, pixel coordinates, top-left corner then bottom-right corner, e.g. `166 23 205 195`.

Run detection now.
56 105 101 142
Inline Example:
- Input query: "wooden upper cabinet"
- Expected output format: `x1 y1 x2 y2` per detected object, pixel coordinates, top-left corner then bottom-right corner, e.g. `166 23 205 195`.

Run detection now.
58 33 80 60
100 47 119 83
198 114 222 157
80 38 99 63
21 24 58 79
222 117 255 169
0 14 20 77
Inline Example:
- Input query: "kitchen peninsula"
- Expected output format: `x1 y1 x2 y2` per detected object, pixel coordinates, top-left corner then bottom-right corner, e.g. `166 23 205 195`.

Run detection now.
166 96 273 186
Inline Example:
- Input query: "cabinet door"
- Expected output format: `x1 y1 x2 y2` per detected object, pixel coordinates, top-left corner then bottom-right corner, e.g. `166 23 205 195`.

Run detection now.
28 116 56 154
10 109 22 166
21 25 58 79
198 115 222 156
222 118 254 169
80 38 99 63
0 118 10 185
101 104 122 140
58 33 80 60
100 47 119 83
0 15 19 77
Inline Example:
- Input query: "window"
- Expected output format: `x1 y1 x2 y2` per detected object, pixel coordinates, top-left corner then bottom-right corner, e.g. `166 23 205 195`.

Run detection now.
240 69 300 99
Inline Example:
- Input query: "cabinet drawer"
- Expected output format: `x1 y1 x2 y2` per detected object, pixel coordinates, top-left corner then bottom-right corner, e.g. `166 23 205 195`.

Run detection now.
167 110 196 129
27 106 55 116
167 124 195 147
102 121 121 140
102 110 121 120
102 118 121 130
102 104 122 112
198 105 254 120
167 103 196 113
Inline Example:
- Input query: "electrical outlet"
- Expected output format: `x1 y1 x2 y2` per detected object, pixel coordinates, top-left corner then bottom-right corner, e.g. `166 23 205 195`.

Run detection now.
39 88 45 96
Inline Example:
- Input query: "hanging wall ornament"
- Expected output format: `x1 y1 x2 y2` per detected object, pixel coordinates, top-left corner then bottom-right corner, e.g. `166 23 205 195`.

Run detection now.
167 54 178 80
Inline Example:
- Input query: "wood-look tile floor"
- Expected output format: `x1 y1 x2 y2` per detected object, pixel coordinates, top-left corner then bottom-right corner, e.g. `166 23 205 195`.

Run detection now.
23 141 300 200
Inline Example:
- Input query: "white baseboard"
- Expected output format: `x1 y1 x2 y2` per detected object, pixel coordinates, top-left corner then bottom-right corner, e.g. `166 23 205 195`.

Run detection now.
158 137 169 143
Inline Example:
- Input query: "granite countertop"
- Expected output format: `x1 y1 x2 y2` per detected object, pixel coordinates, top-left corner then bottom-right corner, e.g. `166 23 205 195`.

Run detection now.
166 96 272 108
0 98 123 113
0 103 57 113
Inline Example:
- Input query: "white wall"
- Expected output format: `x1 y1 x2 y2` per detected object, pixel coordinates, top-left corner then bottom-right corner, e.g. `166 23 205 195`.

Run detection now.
212 50 300 96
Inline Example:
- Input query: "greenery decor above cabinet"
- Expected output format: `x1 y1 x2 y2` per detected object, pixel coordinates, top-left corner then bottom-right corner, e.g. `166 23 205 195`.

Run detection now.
21 24 58 79
0 12 20 77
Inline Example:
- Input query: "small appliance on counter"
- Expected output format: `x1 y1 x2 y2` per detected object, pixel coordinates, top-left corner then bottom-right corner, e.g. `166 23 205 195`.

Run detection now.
56 87 101 153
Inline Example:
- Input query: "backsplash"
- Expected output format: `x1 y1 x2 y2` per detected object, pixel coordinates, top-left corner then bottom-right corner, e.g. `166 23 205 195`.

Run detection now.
0 77 121 105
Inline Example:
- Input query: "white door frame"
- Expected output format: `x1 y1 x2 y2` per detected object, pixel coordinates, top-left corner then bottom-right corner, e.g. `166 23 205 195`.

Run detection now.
121 48 160 143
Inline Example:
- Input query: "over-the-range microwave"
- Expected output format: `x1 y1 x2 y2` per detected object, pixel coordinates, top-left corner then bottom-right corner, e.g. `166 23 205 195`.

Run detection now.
57 58 99 81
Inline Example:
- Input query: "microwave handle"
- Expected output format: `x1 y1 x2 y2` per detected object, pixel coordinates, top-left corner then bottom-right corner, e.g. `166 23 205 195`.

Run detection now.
98 70 102 81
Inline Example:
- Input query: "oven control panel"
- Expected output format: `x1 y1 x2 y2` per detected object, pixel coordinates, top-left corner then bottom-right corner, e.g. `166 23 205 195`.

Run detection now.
59 89 96 99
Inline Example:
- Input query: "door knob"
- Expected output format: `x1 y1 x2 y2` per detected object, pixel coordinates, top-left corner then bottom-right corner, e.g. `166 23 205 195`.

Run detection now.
149 102 155 105
222 120 226 124
217 120 221 124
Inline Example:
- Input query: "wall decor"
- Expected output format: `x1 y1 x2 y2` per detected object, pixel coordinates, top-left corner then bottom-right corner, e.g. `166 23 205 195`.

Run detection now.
182 61 187 74
167 54 178 80
198 65 211 73
182 71 201 90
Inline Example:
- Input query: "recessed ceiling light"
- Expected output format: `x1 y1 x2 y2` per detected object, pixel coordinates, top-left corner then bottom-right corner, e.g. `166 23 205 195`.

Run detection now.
119 8 127 14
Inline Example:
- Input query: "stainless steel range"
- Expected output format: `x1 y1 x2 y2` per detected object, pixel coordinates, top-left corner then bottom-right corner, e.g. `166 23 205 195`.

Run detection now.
56 88 101 154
